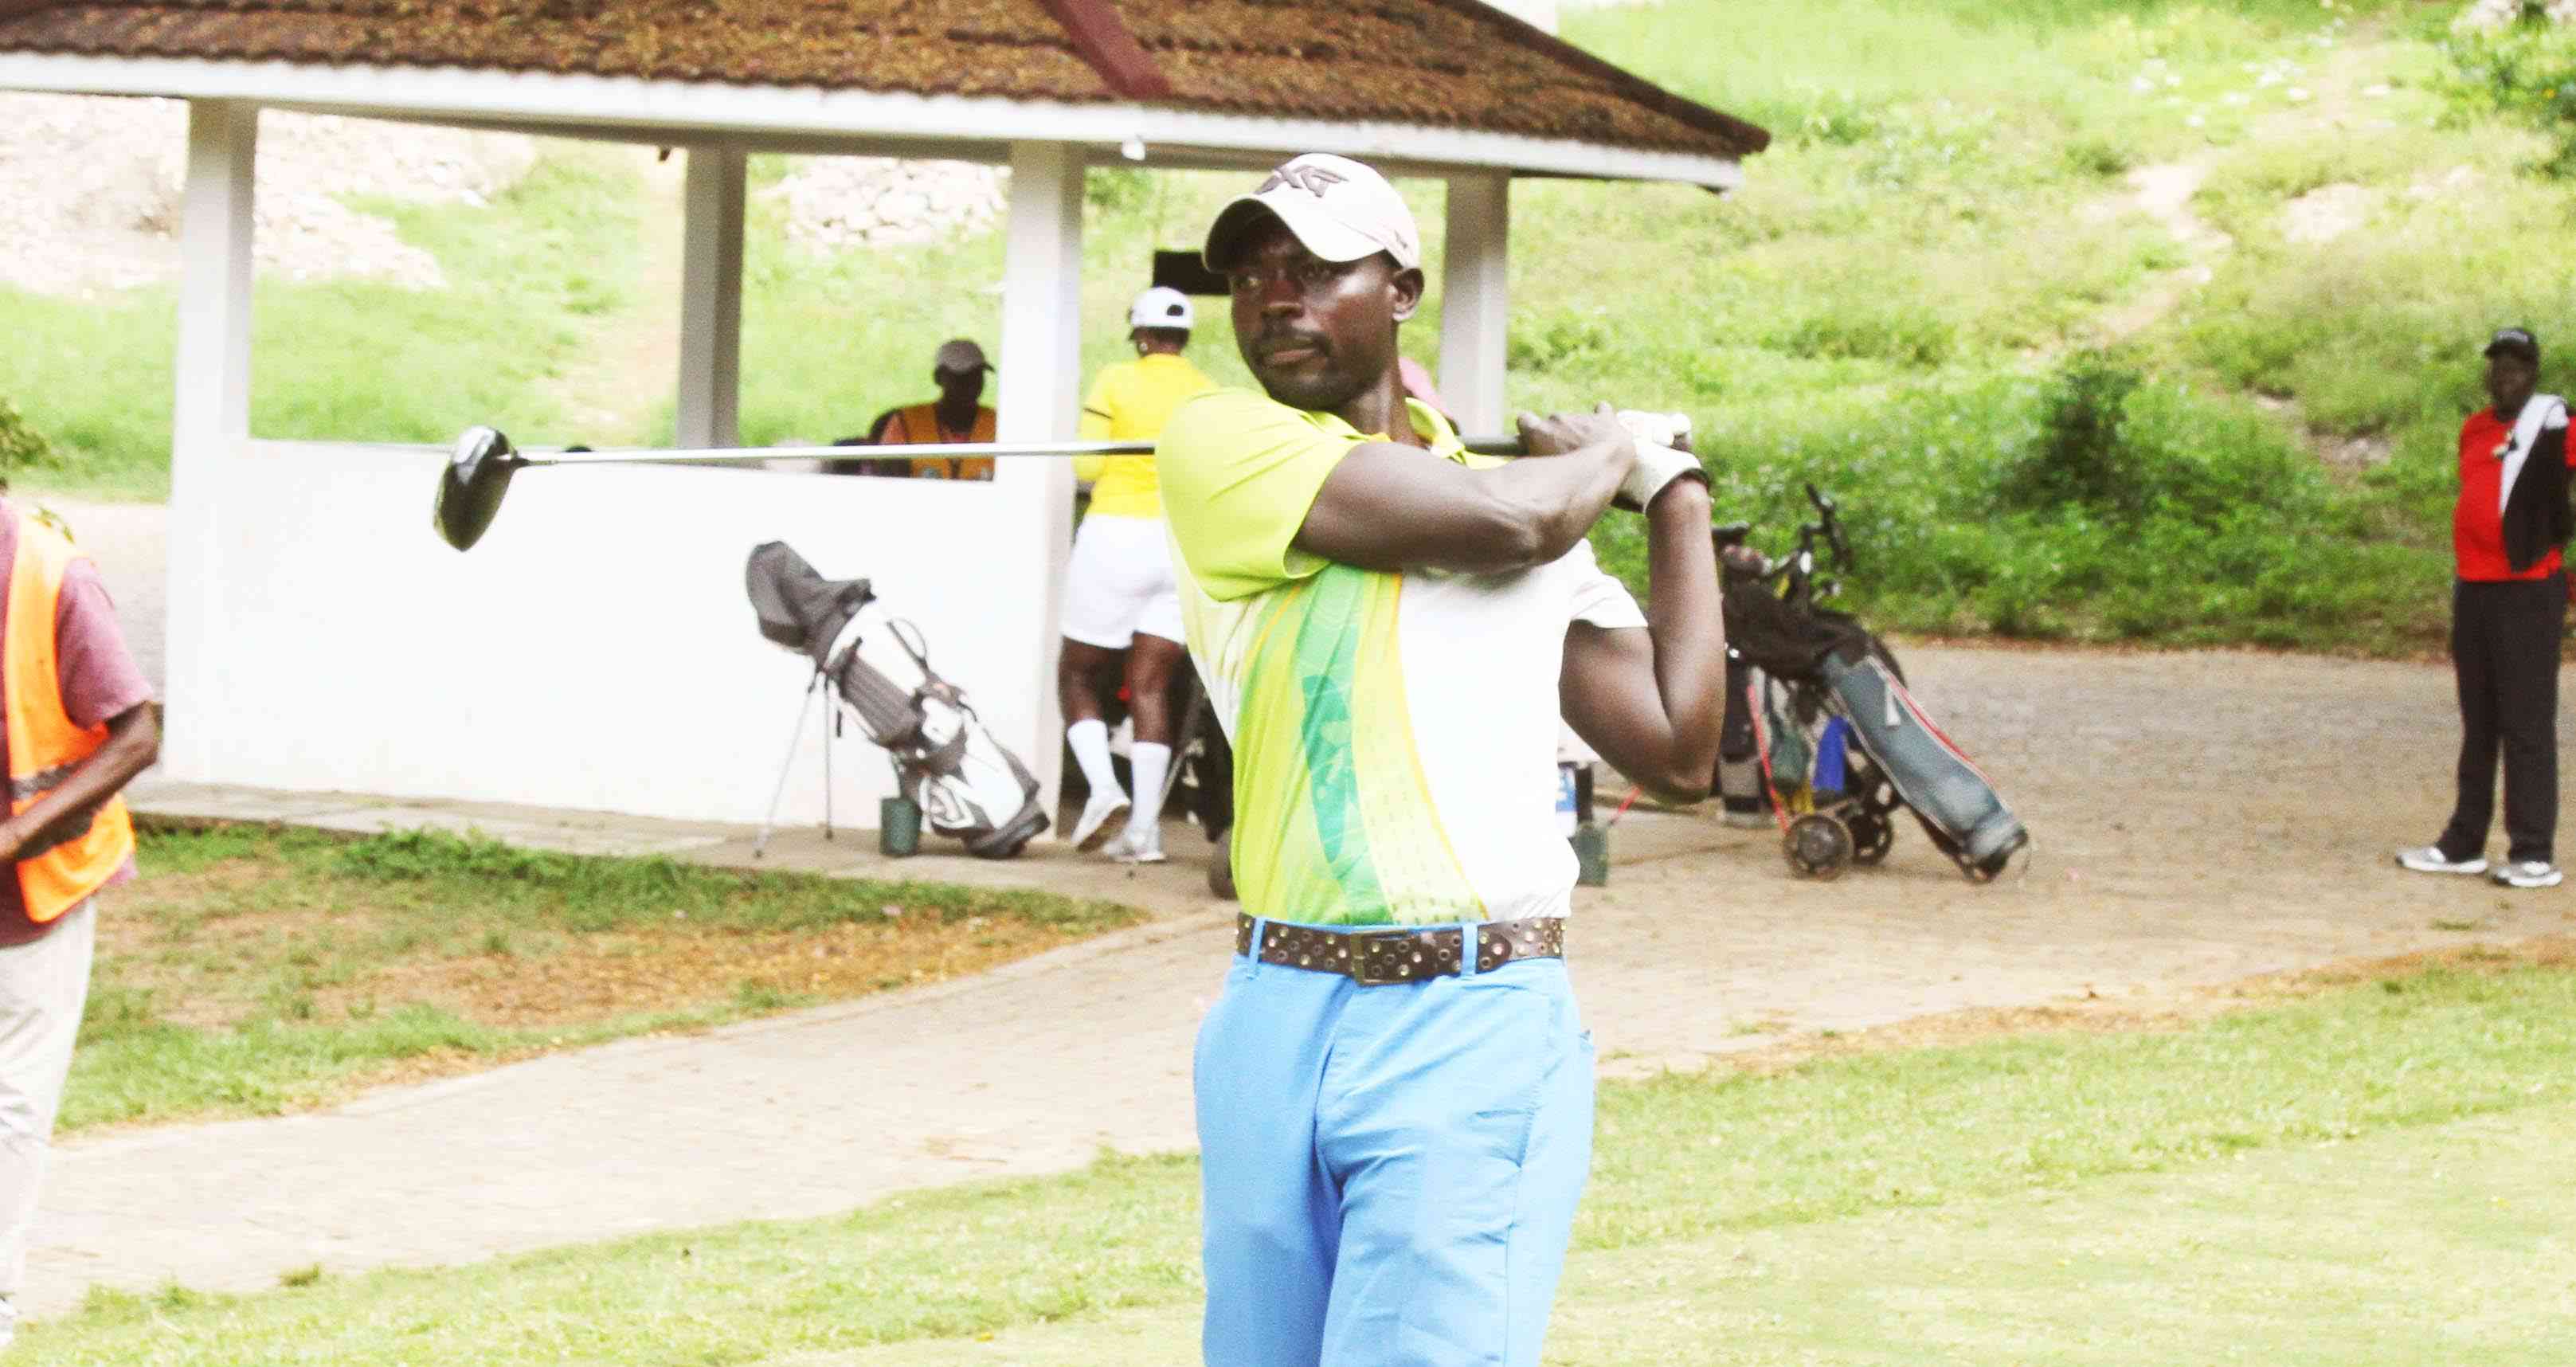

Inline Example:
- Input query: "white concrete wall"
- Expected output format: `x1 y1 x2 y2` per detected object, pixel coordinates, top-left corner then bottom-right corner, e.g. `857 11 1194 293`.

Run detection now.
168 440 1052 828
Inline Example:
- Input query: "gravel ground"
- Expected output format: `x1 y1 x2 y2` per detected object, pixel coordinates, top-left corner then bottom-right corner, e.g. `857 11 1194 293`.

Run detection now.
0 92 1006 302
0 94 536 296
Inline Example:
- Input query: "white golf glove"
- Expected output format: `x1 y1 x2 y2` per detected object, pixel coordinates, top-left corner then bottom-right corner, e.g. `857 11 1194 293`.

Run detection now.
1614 409 1706 511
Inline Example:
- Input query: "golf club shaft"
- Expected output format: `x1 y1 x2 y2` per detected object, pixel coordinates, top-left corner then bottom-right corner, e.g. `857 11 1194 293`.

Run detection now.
503 436 1527 465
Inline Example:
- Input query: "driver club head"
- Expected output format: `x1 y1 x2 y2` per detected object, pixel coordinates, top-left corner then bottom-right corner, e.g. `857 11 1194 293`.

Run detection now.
435 425 523 551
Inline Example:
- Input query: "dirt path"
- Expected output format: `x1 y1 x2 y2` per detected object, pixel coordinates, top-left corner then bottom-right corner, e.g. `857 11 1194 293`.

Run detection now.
23 637 2574 1321
542 147 685 443
2091 159 2230 344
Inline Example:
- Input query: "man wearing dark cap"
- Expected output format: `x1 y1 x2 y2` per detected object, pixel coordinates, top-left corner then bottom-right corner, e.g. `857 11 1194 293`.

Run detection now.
2399 327 2570 888
1157 153 1725 1367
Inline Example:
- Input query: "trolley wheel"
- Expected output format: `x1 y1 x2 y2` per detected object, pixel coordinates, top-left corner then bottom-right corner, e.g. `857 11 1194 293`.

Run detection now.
1846 809 1894 866
1783 813 1854 880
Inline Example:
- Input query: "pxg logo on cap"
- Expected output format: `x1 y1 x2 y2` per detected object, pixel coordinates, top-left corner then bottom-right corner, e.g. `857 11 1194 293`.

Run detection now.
2486 327 2540 365
1204 153 1423 274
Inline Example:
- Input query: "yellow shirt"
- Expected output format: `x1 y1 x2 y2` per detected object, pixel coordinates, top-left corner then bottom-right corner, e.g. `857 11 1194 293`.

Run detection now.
1075 352 1217 519
1156 388 1643 925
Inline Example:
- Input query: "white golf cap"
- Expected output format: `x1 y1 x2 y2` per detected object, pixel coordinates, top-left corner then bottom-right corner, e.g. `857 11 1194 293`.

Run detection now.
1202 153 1422 274
1128 285 1196 331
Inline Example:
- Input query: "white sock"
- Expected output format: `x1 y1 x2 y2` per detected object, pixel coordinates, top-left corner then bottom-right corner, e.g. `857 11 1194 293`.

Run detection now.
1067 719 1125 805
1127 742 1172 838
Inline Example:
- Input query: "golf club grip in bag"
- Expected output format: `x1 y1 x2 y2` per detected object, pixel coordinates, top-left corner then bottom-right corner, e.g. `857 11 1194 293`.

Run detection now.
1818 654 2026 869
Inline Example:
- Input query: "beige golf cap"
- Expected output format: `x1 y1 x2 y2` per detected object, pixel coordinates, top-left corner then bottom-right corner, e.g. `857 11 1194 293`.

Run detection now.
934 338 992 374
1203 153 1422 274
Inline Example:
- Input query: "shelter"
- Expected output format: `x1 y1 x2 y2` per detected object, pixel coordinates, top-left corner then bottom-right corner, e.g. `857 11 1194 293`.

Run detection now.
0 0 1767 829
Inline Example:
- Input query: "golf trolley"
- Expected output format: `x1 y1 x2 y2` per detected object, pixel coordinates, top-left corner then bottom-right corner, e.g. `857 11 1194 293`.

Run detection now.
1721 485 2028 883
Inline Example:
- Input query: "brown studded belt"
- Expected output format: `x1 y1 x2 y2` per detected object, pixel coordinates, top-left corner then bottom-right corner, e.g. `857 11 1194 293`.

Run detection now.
1233 913 1567 986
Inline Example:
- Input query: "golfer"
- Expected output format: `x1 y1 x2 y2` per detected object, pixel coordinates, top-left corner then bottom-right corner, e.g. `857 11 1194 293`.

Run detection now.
2399 327 2571 888
1060 286 1217 862
1158 154 1725 1367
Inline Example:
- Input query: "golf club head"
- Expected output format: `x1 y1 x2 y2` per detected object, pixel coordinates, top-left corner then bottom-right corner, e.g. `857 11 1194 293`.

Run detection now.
435 425 522 551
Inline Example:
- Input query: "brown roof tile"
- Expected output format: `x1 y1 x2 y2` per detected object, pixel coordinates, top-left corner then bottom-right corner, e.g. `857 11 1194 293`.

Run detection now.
0 0 1768 159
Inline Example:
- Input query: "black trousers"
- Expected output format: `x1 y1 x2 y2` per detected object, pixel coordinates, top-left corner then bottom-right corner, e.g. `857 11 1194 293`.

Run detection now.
2441 574 2566 864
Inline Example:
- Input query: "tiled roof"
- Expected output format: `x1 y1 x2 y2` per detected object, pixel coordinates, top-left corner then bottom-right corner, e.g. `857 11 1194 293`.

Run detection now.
0 0 1769 159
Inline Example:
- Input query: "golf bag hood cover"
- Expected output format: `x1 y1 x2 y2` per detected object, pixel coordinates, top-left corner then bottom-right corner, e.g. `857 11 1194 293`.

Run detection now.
1722 579 1877 678
746 542 873 668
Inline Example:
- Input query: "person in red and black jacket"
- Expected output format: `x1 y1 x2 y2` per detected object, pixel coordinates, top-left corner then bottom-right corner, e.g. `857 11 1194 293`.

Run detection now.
2399 327 2571 888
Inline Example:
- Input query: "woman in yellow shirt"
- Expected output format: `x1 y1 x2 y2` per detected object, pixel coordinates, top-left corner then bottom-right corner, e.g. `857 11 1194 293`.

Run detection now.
1060 288 1216 862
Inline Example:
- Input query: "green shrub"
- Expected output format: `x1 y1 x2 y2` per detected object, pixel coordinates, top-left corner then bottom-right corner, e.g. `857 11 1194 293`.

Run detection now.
1506 309 1612 373
1773 309 1957 367
0 395 61 488
2441 16 2576 175
1997 351 2149 519
1794 89 1892 147
2061 136 2138 178
1084 166 1155 214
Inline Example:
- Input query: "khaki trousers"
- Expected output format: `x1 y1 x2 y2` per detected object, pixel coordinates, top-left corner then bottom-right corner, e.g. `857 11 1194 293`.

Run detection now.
0 901 94 1298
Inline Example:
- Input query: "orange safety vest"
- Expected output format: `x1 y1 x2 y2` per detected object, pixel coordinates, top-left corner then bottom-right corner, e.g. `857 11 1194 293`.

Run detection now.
883 403 997 480
4 507 134 923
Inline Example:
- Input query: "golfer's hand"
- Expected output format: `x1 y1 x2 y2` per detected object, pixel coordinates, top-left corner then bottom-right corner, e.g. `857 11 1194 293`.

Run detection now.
1516 402 1635 460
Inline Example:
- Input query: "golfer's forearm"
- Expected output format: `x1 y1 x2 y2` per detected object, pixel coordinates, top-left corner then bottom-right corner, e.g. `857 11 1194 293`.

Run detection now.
1642 483 1725 782
1485 439 1631 566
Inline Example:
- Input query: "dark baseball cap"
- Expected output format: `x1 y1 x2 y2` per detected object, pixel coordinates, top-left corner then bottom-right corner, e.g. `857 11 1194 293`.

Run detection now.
2484 327 2540 364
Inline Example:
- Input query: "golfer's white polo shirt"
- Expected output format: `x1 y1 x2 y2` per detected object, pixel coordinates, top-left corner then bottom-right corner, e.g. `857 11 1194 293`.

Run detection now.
1158 389 1643 928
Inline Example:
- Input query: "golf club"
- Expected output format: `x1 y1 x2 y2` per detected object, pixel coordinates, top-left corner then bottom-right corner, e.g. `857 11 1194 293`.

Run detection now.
433 425 1527 550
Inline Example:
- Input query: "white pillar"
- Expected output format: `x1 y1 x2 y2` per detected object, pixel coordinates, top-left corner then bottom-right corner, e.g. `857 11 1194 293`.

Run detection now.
676 146 746 450
995 142 1084 826
1439 171 1512 437
163 100 259 781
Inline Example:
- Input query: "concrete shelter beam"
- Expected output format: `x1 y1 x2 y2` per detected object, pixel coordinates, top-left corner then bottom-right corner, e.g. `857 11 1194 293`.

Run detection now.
163 98 258 781
995 140 1085 828
1439 170 1511 436
677 144 746 451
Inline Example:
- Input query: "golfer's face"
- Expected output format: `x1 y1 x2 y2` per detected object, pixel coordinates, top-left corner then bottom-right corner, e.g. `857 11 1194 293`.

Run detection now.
2487 354 2536 415
1227 222 1400 413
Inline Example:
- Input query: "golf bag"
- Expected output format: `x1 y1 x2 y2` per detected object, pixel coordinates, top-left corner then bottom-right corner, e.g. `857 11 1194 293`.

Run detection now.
1721 488 2027 883
744 542 1049 859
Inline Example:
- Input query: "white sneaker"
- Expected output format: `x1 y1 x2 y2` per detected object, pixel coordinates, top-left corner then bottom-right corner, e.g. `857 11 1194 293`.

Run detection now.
2492 860 2564 888
1105 828 1167 864
1070 793 1129 852
1 1295 15 1349
2396 846 2487 876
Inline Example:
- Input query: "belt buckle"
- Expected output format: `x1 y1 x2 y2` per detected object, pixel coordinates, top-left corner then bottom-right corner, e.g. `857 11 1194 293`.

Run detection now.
1349 926 1444 986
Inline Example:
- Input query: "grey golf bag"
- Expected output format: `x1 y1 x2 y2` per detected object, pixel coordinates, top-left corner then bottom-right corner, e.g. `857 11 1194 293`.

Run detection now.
745 542 1049 859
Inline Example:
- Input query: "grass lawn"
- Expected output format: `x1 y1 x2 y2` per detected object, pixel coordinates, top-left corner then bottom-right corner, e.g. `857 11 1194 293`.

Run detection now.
20 942 2576 1365
64 824 1142 1135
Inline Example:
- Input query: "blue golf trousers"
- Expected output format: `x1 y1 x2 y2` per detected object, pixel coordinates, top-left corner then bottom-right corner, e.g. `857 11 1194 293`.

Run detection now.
1196 921 1595 1367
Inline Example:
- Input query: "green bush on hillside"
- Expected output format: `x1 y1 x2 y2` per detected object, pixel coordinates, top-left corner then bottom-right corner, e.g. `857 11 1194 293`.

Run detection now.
2442 15 2576 176
1998 351 2147 519
0 397 61 488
